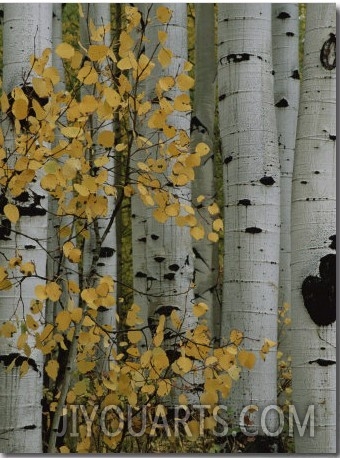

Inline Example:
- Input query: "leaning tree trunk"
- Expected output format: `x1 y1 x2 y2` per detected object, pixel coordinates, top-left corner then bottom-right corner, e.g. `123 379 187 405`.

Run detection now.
191 3 220 340
291 4 336 453
272 3 299 400
218 4 280 440
0 4 52 452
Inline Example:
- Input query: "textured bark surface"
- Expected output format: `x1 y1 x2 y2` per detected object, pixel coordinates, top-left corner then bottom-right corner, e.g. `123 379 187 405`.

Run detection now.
80 3 117 368
191 3 220 339
272 4 299 356
218 4 280 435
291 4 336 453
143 4 199 403
0 4 52 452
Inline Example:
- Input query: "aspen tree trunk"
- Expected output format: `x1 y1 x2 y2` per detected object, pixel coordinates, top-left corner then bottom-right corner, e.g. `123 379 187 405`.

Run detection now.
0 4 52 452
218 4 280 438
130 4 150 339
143 4 198 402
80 4 117 368
191 3 219 339
291 4 336 453
272 4 299 395
47 4 79 322
90 3 117 365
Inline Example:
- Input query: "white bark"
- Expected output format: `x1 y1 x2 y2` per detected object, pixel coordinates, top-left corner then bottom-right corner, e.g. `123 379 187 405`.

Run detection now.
272 3 299 376
191 3 219 340
218 4 280 435
143 4 199 402
80 4 117 369
0 4 52 452
130 4 150 341
291 4 336 453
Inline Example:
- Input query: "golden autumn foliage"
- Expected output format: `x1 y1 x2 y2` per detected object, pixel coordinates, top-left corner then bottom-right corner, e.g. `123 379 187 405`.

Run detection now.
0 6 274 453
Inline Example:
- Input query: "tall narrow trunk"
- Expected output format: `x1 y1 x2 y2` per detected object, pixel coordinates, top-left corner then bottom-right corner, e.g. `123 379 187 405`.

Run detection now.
80 4 117 369
272 3 299 401
291 4 336 453
191 3 219 339
0 4 52 452
218 4 280 437
141 3 199 403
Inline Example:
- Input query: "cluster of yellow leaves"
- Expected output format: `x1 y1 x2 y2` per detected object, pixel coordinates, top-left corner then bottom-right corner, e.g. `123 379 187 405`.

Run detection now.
0 6 274 453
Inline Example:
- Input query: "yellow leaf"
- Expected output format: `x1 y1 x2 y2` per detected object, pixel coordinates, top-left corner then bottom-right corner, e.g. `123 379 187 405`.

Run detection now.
4 204 19 223
205 356 218 367
208 232 219 243
69 248 82 263
238 350 256 370
98 130 115 148
43 66 60 85
176 356 193 374
104 87 121 109
17 333 28 350
228 364 241 381
119 31 134 57
74 183 90 197
46 282 62 302
165 202 180 217
77 65 98 85
178 394 188 405
35 284 48 300
153 208 169 224
158 47 173 68
176 73 194 90
26 314 39 331
126 304 143 327
1 92 10 113
0 321 16 338
213 218 223 232
173 94 191 112
156 6 172 23
46 359 59 381
30 299 43 314
170 309 181 330
208 202 220 215
20 262 35 276
190 226 205 240
158 76 175 92
70 308 83 323
68 280 80 294
12 99 28 120
56 310 71 332
193 302 209 318
127 330 143 344
195 142 210 156
77 360 95 374
117 55 134 71
158 30 168 45
61 126 83 139
200 390 218 406
104 185 117 197
157 379 171 396
127 346 140 357
153 331 164 348
56 42 75 59
152 347 169 372
0 279 12 291
20 360 29 377
32 77 51 98
230 329 243 346
88 44 108 61
124 185 134 197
